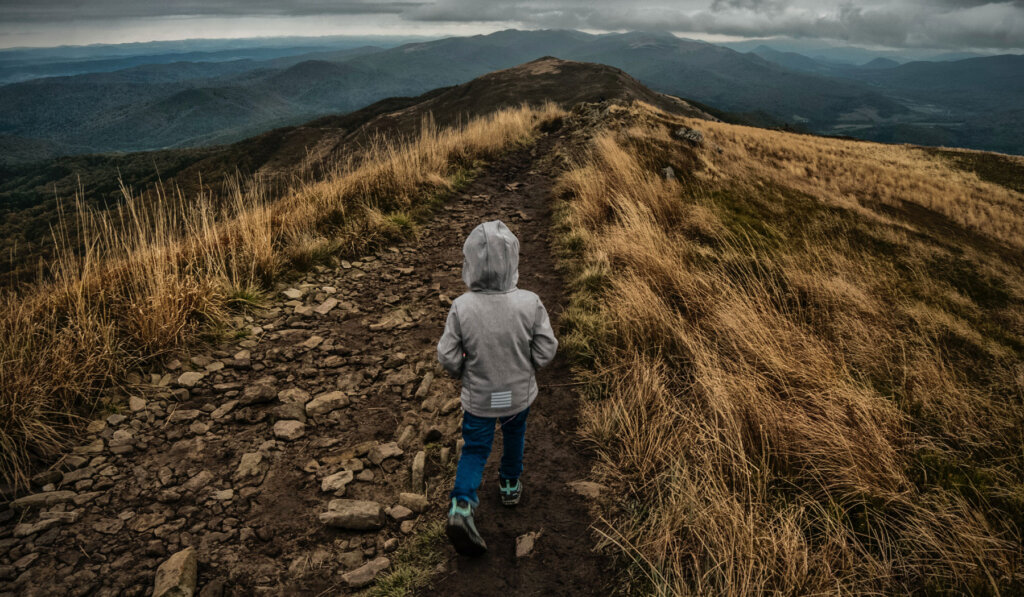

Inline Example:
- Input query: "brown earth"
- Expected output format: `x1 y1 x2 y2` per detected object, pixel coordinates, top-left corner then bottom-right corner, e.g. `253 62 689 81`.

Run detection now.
0 131 617 596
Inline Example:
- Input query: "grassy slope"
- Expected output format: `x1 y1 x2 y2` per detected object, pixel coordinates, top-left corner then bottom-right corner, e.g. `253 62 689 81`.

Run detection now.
554 102 1024 594
0 103 564 488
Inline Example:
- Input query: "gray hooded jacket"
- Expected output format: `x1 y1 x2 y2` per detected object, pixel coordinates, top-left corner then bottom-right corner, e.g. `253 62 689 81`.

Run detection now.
437 220 558 417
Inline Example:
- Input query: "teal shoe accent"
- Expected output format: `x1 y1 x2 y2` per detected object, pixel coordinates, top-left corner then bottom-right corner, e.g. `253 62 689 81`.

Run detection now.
498 478 522 506
449 497 473 517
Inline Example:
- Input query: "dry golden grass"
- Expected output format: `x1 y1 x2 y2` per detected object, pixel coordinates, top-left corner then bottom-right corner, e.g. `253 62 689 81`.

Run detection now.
556 103 1024 595
690 119 1024 250
0 103 564 488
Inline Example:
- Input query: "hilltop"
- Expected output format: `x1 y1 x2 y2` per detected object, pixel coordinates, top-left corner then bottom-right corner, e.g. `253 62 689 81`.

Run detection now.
0 57 708 285
1 60 1023 596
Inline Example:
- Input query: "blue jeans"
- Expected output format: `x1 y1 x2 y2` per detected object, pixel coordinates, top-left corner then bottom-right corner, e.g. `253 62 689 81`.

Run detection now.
450 407 530 506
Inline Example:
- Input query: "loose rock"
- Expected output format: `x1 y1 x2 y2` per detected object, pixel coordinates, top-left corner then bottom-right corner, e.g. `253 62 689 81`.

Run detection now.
414 372 434 399
516 531 541 558
440 397 461 415
168 409 201 424
176 371 205 388
93 518 125 535
305 391 349 418
241 382 277 406
274 402 307 423
302 335 324 349
342 556 390 589
182 470 214 493
399 492 430 514
31 469 62 487
273 420 306 441
153 546 197 597
367 442 403 465
314 298 339 315
13 517 64 537
278 388 311 404
411 450 425 491
234 452 263 480
321 470 354 495
210 400 238 420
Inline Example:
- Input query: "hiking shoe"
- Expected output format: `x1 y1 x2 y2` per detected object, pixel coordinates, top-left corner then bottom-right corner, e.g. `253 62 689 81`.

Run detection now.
446 498 487 556
499 478 522 506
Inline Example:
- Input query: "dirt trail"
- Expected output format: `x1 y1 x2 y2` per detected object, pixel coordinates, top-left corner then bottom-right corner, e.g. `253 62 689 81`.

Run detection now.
425 135 612 596
0 133 615 596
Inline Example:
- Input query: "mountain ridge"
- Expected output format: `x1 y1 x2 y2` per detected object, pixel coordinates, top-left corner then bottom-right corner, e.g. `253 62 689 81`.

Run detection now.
4 28 1021 163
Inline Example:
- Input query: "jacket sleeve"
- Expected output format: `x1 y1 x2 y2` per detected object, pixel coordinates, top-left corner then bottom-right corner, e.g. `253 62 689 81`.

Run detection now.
530 298 558 370
437 304 465 378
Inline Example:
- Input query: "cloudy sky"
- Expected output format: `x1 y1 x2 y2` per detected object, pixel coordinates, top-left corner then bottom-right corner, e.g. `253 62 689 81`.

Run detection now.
1 0 1022 50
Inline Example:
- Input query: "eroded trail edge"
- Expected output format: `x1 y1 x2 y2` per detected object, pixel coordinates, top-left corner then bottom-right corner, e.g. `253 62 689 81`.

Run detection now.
0 133 614 596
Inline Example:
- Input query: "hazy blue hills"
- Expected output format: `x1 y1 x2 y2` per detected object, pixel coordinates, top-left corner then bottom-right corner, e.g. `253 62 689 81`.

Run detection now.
0 35 419 84
748 46 840 75
847 54 1024 106
1 29 1022 163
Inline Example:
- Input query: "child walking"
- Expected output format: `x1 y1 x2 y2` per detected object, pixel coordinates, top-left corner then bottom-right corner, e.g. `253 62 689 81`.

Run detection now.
437 220 558 556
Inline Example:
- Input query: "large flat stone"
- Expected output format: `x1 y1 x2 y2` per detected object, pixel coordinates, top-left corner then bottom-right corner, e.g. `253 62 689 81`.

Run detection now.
11 490 76 510
319 499 384 530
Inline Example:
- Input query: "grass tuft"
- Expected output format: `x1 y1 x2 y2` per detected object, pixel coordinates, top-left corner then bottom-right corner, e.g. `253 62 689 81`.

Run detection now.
362 521 448 597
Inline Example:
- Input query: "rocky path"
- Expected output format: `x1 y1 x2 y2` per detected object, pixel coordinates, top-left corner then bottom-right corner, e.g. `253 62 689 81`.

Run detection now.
0 133 614 596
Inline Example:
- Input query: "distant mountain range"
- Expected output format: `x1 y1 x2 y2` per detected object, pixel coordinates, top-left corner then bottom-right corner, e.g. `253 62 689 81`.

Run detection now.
0 35 426 84
1 29 1022 164
721 38 993 65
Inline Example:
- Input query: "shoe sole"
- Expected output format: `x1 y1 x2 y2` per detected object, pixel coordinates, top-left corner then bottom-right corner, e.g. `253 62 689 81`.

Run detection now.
446 516 487 556
500 495 521 507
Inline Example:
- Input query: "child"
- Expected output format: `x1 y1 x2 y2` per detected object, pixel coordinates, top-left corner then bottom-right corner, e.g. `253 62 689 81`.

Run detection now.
437 220 558 556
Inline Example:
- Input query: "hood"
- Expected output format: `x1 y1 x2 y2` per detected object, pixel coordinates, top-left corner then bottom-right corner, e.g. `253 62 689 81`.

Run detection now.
462 220 519 293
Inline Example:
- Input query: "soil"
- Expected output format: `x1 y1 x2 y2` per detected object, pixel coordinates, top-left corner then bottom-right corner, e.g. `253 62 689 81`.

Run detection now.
0 132 617 596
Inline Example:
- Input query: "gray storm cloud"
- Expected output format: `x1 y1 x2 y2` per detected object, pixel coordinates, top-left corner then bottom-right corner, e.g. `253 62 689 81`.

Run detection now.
406 0 1024 49
0 0 1021 49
